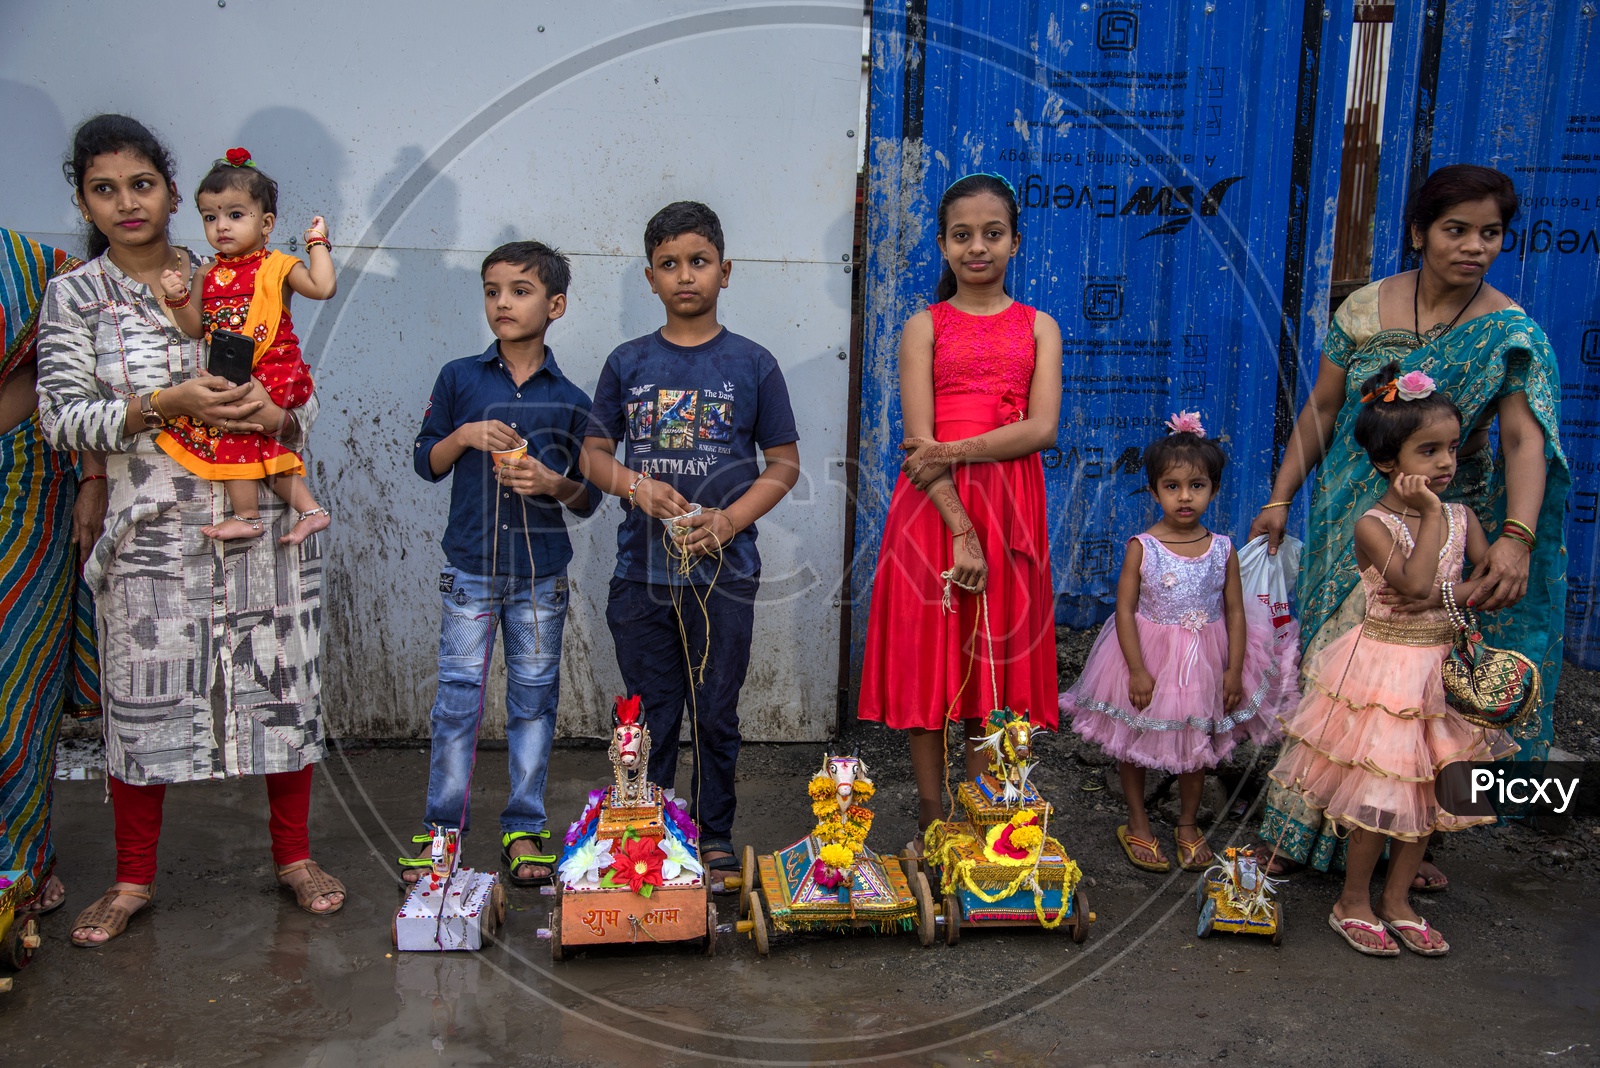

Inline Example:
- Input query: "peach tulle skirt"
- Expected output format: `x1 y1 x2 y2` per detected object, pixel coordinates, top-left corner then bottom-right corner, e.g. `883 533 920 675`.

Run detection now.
1268 620 1516 841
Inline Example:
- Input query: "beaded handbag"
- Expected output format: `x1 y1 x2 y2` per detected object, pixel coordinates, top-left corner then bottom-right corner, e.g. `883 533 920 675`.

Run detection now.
1440 585 1541 732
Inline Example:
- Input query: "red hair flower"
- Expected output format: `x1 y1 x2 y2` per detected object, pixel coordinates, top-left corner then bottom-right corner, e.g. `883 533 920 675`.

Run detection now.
224 147 254 167
609 835 666 896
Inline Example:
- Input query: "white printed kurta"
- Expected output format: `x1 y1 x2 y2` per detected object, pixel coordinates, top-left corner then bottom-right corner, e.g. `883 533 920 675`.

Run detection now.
36 252 324 785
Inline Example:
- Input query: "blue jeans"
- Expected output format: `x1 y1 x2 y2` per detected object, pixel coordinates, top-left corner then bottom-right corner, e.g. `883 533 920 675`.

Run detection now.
424 567 566 836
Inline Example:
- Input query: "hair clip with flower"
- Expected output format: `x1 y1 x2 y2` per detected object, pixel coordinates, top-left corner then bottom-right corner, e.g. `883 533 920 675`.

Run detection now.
224 147 255 168
1164 410 1206 437
1362 370 1436 405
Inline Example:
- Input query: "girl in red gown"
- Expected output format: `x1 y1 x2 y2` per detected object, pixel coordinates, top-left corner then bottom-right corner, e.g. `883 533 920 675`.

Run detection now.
157 149 334 544
858 174 1063 837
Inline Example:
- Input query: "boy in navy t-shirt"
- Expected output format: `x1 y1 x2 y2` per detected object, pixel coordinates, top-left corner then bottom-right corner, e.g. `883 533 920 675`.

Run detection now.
581 202 800 892
408 241 596 887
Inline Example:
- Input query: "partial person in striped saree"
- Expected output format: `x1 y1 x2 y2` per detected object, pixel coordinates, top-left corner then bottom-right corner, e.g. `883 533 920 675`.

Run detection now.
0 226 104 916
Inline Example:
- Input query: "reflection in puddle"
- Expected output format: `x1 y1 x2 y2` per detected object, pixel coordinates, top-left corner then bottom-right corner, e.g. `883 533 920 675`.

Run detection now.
394 953 484 1050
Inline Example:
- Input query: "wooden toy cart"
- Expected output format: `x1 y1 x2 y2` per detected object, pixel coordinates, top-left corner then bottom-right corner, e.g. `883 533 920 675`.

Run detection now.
547 698 716 960
1195 847 1281 944
735 839 934 954
915 773 1094 945
391 828 507 952
0 871 41 992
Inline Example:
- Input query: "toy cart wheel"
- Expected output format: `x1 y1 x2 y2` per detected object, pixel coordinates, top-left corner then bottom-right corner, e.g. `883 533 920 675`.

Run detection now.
898 848 921 884
912 871 936 947
492 881 508 927
1270 901 1283 946
943 892 961 946
1196 895 1216 938
550 906 566 962
747 891 770 956
5 915 38 970
1071 888 1089 944
738 846 757 919
703 901 718 957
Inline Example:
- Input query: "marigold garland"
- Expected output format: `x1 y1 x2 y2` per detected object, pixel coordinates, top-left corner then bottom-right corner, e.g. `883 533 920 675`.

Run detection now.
810 801 873 874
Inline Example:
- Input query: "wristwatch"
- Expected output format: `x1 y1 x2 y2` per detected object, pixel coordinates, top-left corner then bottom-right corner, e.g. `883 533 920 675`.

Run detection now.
137 391 165 429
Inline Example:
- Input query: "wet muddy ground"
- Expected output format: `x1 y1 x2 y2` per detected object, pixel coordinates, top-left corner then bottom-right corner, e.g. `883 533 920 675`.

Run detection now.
9 630 1598 1067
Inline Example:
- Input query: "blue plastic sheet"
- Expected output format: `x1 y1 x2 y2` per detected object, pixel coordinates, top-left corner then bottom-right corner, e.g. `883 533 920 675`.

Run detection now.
855 0 1351 682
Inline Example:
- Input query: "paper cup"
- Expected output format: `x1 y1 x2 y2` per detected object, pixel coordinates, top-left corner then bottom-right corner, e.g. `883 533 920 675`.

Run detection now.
491 439 528 466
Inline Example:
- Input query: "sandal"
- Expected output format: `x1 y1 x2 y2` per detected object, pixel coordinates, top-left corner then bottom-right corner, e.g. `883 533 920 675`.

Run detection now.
276 859 346 915
501 831 557 888
1411 861 1450 894
1327 912 1399 957
1380 916 1450 956
699 837 742 895
21 874 67 916
1173 824 1214 872
398 833 435 884
1117 824 1171 873
70 886 151 947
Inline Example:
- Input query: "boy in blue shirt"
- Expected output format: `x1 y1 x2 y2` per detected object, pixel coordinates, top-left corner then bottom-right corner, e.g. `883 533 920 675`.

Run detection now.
582 201 800 893
408 241 596 886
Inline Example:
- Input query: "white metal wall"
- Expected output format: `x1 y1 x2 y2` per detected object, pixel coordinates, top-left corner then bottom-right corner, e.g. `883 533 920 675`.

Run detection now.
0 1 863 740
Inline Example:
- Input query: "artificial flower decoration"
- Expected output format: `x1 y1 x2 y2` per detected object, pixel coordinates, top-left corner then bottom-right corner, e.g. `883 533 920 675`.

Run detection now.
1165 410 1206 437
1395 370 1437 401
811 856 847 889
818 842 854 871
984 811 1045 862
224 147 254 167
608 835 666 897
558 836 615 886
659 834 704 881
662 791 699 841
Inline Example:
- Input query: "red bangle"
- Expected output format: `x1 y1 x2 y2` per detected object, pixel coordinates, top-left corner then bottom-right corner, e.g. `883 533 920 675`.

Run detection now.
79 473 107 485
163 290 191 309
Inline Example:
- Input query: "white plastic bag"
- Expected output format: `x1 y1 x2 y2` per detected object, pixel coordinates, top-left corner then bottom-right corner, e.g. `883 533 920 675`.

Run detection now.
1237 533 1303 652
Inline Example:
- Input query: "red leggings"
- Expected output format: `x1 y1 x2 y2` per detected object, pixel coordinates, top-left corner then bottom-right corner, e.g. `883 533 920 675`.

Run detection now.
109 767 314 885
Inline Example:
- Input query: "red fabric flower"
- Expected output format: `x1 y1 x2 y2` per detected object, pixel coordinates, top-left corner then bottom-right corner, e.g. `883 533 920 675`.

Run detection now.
225 147 253 167
993 814 1039 860
609 836 666 896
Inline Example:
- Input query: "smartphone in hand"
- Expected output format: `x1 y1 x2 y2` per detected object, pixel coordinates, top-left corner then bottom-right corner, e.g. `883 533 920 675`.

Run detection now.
208 329 255 386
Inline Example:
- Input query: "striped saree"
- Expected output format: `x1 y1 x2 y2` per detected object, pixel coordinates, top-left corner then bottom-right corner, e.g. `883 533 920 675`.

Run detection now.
0 228 100 900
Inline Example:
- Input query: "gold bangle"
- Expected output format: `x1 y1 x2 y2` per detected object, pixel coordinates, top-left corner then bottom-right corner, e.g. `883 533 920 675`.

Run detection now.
1260 501 1293 510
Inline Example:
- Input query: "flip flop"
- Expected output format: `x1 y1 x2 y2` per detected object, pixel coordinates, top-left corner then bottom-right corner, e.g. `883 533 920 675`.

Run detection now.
1327 912 1399 957
1381 916 1450 956
1411 867 1450 893
1173 825 1214 872
1117 824 1170 873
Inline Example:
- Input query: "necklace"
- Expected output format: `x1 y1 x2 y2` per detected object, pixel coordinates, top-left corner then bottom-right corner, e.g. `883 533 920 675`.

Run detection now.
1381 504 1421 519
1413 274 1484 346
1157 530 1211 544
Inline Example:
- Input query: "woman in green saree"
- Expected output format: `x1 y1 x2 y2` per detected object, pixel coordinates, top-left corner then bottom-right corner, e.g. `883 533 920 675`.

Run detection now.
1250 165 1568 880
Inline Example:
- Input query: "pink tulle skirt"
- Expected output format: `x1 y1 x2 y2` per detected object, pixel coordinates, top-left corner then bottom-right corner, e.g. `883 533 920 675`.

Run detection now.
1060 603 1294 774
1268 622 1516 841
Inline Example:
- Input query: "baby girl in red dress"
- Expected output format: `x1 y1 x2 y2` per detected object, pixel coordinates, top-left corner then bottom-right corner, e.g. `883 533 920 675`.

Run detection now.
158 148 333 544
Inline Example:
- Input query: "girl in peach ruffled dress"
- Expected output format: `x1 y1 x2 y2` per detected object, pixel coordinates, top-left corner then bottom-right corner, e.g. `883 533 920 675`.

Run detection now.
1269 363 1515 959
